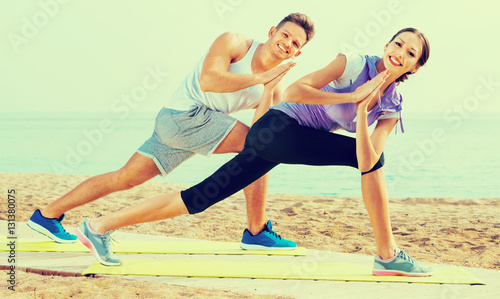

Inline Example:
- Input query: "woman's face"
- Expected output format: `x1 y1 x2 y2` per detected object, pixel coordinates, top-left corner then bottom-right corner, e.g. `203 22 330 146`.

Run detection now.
383 31 423 76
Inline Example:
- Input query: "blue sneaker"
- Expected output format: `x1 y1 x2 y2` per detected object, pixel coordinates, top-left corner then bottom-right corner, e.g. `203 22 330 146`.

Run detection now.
373 247 433 277
27 209 77 243
75 219 122 266
240 220 297 250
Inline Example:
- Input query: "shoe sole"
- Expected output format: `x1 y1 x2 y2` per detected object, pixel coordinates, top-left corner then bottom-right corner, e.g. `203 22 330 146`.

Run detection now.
372 270 433 277
240 243 297 251
26 220 77 244
74 227 122 266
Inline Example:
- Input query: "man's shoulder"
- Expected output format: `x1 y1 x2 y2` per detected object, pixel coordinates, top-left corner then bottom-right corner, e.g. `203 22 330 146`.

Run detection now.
216 32 252 48
218 32 251 42
211 32 254 61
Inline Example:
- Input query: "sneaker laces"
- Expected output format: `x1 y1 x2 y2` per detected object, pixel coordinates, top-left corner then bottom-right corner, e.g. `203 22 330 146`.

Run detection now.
53 218 73 237
102 230 118 258
396 249 415 264
266 228 282 240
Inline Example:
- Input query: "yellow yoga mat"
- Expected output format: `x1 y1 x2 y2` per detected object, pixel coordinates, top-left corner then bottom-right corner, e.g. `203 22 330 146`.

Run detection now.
0 237 305 256
82 260 485 285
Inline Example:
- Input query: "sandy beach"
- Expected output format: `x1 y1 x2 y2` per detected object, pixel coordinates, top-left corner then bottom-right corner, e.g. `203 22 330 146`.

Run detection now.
1 172 499 298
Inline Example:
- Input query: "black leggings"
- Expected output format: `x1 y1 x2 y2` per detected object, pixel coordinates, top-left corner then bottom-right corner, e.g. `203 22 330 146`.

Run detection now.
181 109 384 214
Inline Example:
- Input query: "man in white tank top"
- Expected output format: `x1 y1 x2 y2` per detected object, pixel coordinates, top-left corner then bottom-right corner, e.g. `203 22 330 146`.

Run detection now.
27 13 315 252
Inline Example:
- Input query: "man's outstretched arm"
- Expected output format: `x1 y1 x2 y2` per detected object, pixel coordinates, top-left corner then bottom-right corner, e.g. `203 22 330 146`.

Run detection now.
199 32 293 93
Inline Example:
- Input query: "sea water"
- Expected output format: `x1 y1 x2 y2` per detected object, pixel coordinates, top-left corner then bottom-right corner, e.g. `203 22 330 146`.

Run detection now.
1 111 498 199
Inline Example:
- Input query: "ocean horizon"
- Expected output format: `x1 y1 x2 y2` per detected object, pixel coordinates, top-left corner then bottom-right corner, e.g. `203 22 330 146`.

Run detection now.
1 111 499 200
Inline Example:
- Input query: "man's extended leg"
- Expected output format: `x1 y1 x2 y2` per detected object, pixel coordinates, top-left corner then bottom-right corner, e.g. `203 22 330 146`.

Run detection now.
27 152 160 242
42 152 161 218
87 119 251 236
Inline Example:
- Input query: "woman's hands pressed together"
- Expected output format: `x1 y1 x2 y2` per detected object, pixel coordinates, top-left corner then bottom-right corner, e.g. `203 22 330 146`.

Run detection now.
352 71 390 113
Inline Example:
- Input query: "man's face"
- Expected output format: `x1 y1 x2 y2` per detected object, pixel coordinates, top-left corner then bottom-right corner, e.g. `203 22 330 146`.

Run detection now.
268 22 307 60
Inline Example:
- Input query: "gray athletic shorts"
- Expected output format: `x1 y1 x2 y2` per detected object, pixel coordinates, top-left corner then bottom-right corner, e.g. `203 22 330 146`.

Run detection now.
137 105 237 176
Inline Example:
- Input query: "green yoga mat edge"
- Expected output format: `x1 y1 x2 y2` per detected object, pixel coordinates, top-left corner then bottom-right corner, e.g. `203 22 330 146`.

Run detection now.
82 260 485 285
0 237 306 256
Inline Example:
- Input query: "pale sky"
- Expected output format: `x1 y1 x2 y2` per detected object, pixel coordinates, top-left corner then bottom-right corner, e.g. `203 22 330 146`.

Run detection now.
2 0 500 119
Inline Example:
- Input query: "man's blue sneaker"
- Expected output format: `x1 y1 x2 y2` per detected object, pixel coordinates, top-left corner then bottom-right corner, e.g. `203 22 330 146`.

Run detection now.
240 220 297 250
27 209 77 243
373 247 433 277
75 219 122 266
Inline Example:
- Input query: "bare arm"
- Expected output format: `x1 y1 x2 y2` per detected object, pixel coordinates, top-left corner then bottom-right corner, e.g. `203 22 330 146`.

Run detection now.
200 32 295 93
284 54 350 104
356 114 398 173
354 73 396 172
251 66 291 125
284 54 388 105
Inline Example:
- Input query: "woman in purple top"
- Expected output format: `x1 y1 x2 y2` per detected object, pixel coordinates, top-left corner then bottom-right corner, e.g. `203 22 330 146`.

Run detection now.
77 28 432 276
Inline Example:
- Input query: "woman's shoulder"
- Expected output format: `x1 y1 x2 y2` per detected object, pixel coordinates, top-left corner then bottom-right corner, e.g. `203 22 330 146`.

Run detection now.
327 53 366 89
338 52 366 81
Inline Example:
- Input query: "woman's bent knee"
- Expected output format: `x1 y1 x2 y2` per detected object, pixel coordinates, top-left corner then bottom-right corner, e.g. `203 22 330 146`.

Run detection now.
361 153 385 175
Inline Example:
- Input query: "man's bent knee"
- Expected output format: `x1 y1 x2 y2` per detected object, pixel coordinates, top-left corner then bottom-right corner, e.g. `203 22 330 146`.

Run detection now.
214 122 249 154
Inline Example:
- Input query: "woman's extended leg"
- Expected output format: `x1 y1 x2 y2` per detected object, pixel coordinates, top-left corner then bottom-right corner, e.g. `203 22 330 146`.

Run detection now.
75 150 278 265
74 110 377 265
75 189 189 266
180 110 366 214
91 192 188 234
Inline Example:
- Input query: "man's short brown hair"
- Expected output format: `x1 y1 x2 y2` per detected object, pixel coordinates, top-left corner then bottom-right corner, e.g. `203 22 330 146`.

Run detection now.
276 13 315 44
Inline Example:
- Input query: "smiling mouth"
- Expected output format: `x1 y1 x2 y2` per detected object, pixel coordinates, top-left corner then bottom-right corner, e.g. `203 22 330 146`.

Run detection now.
278 43 288 54
389 56 402 66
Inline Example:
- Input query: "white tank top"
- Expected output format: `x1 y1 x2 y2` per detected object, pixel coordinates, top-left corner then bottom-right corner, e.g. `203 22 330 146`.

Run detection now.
164 40 264 114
